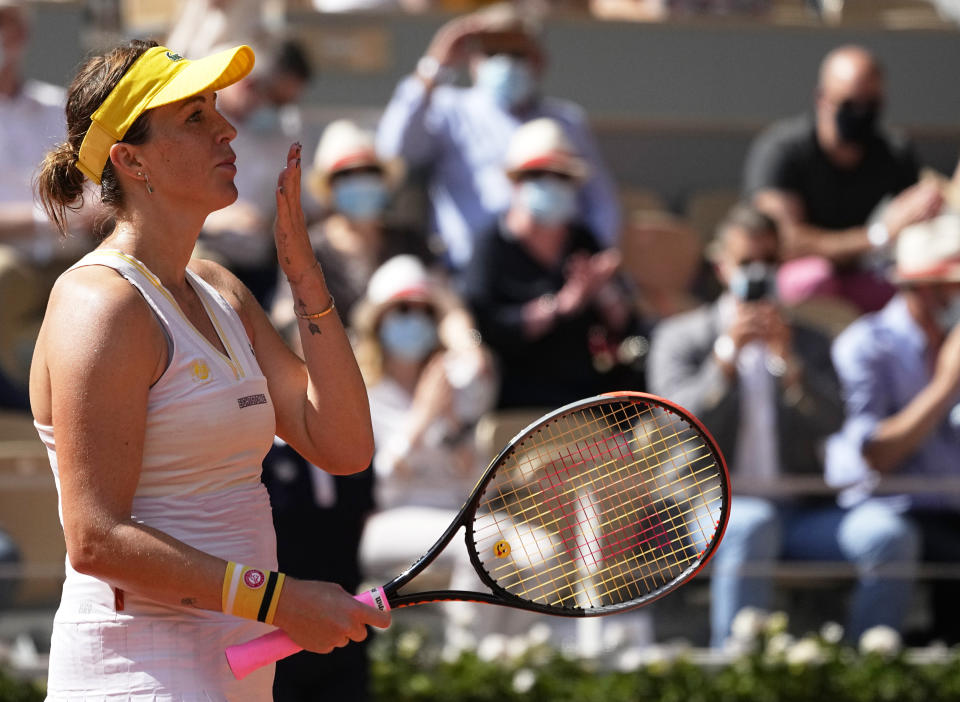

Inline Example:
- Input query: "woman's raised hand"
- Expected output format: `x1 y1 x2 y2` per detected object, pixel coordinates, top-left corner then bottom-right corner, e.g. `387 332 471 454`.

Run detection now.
274 142 316 284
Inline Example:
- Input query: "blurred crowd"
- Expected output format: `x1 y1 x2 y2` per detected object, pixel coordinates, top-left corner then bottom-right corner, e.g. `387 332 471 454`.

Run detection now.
2 0 960 699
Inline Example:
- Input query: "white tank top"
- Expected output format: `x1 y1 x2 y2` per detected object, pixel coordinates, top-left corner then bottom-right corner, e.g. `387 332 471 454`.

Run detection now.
36 250 280 698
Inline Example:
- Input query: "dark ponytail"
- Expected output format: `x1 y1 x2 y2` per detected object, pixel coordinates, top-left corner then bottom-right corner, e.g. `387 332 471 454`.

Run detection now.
35 39 158 237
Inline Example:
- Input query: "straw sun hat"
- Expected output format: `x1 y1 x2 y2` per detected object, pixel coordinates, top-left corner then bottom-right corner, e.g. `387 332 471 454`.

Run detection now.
306 119 404 204
893 210 960 285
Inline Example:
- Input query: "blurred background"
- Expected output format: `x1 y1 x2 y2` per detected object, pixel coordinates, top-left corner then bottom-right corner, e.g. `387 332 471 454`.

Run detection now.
3 0 960 697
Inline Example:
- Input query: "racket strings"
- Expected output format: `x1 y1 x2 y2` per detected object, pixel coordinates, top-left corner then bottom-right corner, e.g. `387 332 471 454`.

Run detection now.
471 400 725 611
480 462 722 606
480 432 720 599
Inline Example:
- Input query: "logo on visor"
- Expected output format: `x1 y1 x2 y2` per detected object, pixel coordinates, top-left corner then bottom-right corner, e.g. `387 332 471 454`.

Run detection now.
165 51 184 62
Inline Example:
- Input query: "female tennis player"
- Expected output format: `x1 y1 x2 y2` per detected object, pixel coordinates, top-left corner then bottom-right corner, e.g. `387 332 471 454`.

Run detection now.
30 40 390 699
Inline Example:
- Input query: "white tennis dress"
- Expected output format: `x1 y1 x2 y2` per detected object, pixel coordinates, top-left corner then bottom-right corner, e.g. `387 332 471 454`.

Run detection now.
36 250 279 701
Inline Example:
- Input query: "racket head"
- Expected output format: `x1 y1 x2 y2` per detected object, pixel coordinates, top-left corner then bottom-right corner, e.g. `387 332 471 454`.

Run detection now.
462 391 730 617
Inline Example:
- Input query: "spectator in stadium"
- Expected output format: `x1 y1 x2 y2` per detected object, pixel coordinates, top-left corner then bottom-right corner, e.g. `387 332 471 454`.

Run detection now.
743 44 942 313
459 117 643 409
353 255 495 585
647 204 877 648
271 119 439 333
0 0 93 408
826 212 960 644
376 2 620 270
198 36 312 304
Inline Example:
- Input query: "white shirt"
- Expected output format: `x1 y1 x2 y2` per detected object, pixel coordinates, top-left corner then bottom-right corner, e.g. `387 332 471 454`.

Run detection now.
0 80 67 258
0 79 64 206
718 295 781 483
368 375 479 511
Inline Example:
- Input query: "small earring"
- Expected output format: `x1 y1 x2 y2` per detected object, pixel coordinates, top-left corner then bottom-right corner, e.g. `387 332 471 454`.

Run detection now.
138 171 154 195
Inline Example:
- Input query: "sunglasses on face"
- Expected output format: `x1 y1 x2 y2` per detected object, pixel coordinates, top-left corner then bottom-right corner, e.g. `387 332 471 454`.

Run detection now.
389 301 437 318
329 165 383 182
516 170 574 183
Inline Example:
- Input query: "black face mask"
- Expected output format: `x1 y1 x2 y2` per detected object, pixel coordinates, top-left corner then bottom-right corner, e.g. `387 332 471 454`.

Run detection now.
835 99 881 145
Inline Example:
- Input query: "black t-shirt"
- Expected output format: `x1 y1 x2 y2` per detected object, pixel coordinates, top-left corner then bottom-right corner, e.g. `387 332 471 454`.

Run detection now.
742 113 919 229
458 221 643 409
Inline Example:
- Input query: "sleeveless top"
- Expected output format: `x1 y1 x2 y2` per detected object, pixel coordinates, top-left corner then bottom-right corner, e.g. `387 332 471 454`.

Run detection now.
36 250 279 700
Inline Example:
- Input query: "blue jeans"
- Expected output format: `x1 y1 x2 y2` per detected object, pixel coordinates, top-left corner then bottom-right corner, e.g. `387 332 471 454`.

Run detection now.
710 496 920 647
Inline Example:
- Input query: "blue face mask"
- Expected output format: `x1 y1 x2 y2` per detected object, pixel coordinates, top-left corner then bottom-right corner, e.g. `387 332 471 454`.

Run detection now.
332 173 389 222
518 177 578 226
378 309 438 362
475 55 537 110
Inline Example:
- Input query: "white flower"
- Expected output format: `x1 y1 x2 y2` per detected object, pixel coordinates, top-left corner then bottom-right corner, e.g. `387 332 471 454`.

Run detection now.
506 635 530 661
615 646 647 672
602 621 628 651
859 625 902 657
477 633 508 662
526 622 553 648
512 668 536 694
396 630 423 659
820 621 844 645
441 629 476 663
765 632 795 659
786 637 825 666
730 606 768 644
764 611 789 636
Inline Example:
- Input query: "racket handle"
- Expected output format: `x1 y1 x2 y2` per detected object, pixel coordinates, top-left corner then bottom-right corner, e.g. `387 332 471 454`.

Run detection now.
225 586 390 679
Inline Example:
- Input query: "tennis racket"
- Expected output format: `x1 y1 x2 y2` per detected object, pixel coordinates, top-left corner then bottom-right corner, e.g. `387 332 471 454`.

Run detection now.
226 390 729 679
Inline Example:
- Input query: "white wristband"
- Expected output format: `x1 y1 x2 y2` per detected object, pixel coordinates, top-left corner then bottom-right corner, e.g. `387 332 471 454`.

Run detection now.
867 221 890 248
713 334 736 364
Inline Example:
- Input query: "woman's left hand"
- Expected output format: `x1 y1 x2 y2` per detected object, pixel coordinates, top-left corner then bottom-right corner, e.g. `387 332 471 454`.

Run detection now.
274 142 316 283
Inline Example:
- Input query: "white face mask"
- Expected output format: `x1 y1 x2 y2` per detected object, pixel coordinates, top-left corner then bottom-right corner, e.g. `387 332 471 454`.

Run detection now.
332 173 389 222
475 55 537 110
517 177 578 226
378 309 438 362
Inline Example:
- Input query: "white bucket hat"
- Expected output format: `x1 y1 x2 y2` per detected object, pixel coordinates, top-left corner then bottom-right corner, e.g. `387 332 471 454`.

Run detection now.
893 210 960 284
504 118 588 182
306 119 404 203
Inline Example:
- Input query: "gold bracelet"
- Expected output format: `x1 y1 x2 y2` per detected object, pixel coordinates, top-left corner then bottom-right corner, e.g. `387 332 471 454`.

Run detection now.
295 296 336 320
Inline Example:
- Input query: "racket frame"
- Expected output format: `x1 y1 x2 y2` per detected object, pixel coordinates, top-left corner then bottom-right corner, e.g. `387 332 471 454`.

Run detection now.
378 391 730 615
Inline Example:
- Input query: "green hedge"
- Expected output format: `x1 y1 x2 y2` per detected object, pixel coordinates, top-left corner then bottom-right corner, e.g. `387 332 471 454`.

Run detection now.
370 617 960 702
4 615 960 702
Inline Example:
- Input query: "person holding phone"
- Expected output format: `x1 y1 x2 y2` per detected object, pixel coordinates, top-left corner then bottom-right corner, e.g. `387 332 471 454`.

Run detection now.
647 203 907 648
30 40 389 699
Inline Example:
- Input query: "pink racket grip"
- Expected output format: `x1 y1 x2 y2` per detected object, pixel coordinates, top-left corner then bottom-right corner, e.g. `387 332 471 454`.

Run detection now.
225 586 390 679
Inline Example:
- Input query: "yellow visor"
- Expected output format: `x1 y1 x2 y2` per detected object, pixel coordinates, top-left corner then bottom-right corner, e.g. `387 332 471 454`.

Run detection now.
77 44 255 184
